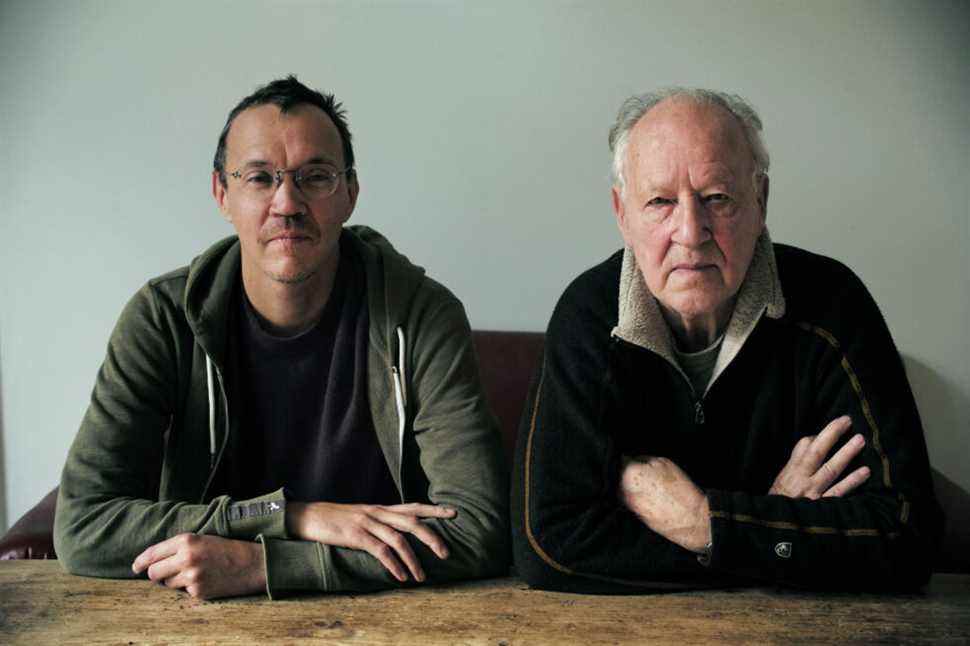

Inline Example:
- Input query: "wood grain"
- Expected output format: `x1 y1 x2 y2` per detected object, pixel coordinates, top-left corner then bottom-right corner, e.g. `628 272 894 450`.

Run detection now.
1 562 968 645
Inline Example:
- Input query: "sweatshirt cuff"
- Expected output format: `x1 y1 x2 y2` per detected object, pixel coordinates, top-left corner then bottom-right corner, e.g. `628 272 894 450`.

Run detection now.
225 488 288 540
706 489 792 581
256 537 328 599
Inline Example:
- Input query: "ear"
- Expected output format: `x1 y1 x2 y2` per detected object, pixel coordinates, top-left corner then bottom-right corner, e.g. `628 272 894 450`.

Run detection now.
612 185 632 246
757 173 769 224
342 171 360 223
212 171 232 222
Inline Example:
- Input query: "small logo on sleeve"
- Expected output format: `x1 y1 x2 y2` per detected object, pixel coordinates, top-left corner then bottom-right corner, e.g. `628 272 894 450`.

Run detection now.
774 542 793 559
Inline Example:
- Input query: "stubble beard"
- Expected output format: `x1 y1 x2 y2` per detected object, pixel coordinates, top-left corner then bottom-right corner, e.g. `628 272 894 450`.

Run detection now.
265 265 318 285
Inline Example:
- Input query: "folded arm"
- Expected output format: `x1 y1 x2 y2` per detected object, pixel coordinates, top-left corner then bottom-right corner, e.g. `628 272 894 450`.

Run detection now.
54 284 288 580
255 291 510 596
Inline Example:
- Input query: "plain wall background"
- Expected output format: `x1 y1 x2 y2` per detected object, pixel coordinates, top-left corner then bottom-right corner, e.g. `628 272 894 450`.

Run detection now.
1 0 967 530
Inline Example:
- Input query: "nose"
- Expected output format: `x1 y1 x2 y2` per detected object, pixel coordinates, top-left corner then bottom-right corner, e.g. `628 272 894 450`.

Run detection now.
269 173 307 217
670 195 712 248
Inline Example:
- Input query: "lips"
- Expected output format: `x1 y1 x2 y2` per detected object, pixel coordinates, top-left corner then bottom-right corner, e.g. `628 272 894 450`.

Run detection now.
270 234 310 242
672 263 715 272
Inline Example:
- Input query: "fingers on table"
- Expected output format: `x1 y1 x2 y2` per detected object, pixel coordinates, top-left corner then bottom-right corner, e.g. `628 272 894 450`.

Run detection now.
365 521 424 583
376 508 450 559
132 534 188 574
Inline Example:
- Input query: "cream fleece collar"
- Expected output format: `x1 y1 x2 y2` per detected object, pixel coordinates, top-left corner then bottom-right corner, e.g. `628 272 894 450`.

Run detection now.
611 230 786 396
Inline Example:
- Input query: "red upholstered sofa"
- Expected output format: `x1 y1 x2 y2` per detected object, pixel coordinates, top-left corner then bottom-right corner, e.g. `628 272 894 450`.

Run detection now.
2 329 968 574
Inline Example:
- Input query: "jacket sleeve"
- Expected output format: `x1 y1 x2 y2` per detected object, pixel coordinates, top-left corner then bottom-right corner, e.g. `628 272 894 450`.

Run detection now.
54 283 287 579
705 272 943 590
511 278 727 593
257 287 510 597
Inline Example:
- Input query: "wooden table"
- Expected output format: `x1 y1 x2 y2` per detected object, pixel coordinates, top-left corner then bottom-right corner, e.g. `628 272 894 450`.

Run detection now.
1 562 968 645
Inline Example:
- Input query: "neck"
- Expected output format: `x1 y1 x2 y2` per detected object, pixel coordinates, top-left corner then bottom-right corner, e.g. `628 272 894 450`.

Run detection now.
661 300 733 353
242 249 340 337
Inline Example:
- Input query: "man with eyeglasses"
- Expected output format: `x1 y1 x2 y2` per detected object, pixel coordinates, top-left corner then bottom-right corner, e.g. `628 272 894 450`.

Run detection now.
512 88 941 592
54 76 508 599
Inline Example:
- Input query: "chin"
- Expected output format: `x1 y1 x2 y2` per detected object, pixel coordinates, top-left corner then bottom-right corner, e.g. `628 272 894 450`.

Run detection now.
666 291 727 319
264 261 318 285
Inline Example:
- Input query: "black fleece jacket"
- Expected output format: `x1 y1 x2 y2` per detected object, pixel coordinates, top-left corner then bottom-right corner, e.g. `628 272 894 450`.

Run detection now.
512 243 942 593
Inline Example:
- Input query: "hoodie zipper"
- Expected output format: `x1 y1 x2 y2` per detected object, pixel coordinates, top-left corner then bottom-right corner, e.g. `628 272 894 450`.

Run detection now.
694 400 705 425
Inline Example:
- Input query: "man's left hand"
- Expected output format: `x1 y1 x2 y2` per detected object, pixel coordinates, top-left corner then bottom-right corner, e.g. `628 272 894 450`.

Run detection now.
132 534 265 600
618 456 711 553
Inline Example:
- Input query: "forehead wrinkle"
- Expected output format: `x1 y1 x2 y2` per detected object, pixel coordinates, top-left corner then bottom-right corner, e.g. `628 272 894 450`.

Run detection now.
226 103 345 171
628 100 753 195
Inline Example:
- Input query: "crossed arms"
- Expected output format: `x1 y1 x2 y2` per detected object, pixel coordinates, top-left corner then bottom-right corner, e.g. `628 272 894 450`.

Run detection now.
54 282 509 599
511 264 941 592
619 415 872 556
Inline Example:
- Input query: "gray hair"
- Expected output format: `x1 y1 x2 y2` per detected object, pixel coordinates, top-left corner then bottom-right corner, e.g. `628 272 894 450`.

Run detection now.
608 88 770 192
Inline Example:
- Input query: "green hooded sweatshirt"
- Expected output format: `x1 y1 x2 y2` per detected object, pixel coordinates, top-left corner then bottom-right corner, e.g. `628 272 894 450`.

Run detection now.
54 225 510 598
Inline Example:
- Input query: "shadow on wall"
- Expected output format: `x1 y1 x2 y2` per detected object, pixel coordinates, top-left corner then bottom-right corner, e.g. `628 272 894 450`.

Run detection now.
903 354 970 574
0 341 7 533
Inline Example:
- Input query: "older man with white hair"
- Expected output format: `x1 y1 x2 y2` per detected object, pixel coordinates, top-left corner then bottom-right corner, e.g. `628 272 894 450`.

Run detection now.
512 88 941 592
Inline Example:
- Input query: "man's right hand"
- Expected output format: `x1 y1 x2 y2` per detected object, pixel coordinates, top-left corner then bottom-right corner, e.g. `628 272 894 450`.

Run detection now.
768 415 871 499
285 502 456 583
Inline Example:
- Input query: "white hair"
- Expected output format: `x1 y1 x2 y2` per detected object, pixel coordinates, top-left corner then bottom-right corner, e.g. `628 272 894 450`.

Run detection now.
608 88 770 193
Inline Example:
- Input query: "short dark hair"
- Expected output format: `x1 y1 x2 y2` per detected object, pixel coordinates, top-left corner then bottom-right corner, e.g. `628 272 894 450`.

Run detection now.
213 75 355 186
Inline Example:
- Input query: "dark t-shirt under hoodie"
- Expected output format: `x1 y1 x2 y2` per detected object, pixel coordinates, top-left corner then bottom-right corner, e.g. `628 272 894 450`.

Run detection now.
227 236 400 506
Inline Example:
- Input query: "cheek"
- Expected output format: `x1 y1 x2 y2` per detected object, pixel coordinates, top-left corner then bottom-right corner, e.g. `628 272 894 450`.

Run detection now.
630 233 671 291
716 229 760 284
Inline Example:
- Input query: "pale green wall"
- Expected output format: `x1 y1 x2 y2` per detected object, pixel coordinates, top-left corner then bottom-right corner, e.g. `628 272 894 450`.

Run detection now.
1 0 967 529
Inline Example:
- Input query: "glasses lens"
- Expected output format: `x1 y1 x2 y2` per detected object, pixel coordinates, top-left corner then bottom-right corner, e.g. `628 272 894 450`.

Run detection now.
237 170 275 198
298 166 339 197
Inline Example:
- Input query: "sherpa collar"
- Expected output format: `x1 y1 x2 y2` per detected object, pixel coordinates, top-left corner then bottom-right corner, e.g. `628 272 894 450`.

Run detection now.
611 229 786 396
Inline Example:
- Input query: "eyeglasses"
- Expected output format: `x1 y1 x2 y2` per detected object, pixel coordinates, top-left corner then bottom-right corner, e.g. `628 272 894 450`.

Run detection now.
227 164 354 199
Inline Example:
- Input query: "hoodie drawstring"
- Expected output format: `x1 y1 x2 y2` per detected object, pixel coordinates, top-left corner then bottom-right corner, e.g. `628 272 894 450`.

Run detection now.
205 354 217 468
391 326 407 472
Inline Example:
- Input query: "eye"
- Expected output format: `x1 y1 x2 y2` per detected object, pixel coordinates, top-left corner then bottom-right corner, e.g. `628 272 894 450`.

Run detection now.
301 170 333 184
245 171 274 186
646 197 675 207
703 193 731 205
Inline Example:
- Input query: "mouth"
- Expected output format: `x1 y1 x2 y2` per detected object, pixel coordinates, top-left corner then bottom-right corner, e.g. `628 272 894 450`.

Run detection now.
672 263 716 273
266 234 314 249
268 233 313 243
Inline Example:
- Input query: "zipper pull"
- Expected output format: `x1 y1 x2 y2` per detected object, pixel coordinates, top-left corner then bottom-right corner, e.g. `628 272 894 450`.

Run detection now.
694 400 705 425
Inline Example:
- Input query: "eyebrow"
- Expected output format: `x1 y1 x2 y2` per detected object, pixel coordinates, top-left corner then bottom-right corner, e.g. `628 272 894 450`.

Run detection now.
237 156 339 169
238 160 271 170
